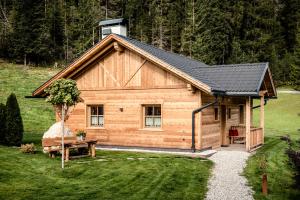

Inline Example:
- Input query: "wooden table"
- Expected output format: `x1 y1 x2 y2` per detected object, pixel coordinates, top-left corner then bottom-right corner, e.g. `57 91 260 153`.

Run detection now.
55 139 98 161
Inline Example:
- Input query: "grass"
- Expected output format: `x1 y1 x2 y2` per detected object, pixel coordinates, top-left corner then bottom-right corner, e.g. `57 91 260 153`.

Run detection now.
0 62 213 199
244 93 300 199
0 62 60 135
0 146 212 200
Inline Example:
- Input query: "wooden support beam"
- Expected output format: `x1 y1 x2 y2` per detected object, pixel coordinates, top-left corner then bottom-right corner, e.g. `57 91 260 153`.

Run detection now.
187 83 196 93
246 96 251 151
260 95 265 144
259 90 267 96
113 42 124 53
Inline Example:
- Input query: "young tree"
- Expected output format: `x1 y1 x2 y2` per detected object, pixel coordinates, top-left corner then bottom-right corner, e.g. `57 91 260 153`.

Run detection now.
5 93 23 146
45 79 81 169
0 103 6 145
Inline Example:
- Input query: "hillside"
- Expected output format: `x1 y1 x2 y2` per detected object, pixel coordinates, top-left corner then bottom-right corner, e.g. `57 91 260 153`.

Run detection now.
0 62 60 142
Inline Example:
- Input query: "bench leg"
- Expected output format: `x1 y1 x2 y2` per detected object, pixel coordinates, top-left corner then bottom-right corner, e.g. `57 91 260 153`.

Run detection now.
65 147 70 162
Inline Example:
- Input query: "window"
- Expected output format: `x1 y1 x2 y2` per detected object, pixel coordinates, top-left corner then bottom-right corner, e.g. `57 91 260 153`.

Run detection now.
144 105 161 128
228 108 231 119
89 105 104 127
239 105 244 124
214 107 219 121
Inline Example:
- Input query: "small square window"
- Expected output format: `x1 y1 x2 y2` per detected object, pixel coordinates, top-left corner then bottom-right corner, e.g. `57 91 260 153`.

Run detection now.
228 108 231 119
239 105 244 124
144 105 161 128
89 105 104 127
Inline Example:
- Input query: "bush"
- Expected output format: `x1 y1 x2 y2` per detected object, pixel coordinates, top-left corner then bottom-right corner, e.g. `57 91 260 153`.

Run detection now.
5 93 23 146
0 103 6 144
286 148 300 188
20 143 36 154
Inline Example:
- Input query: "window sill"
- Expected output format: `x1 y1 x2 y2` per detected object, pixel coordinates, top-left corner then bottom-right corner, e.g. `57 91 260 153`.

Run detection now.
138 128 163 132
86 127 106 130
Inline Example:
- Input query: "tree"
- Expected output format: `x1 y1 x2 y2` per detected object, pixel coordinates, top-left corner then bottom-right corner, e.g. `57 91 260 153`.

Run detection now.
45 78 81 169
0 103 6 144
5 93 23 146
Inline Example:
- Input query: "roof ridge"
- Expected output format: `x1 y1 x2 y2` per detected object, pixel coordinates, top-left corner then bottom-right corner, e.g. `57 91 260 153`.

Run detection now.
211 62 268 67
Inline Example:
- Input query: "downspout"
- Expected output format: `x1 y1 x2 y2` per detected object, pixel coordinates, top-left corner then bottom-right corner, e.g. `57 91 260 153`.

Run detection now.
252 98 268 109
191 96 218 152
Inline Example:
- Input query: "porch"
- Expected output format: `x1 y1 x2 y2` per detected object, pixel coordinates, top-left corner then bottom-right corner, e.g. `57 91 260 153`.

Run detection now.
223 94 266 152
228 125 264 151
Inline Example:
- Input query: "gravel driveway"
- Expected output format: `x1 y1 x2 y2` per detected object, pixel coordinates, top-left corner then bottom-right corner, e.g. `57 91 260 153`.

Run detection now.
205 150 254 200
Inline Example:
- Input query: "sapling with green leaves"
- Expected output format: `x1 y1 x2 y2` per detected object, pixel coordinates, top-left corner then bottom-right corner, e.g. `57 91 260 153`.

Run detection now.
44 78 81 168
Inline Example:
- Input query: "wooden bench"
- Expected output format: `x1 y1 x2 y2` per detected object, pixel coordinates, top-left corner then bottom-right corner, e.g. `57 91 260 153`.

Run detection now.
42 137 98 161
42 137 76 158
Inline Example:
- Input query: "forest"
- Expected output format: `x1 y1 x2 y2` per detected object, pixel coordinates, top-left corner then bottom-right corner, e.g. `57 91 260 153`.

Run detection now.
0 0 299 87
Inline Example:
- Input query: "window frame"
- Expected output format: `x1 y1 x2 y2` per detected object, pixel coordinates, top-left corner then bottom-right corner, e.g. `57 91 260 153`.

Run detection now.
142 104 162 129
239 105 244 124
87 105 104 128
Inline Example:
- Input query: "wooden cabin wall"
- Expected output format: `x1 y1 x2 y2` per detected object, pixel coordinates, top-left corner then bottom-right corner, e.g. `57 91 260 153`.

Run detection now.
201 93 221 149
63 89 200 149
58 49 204 150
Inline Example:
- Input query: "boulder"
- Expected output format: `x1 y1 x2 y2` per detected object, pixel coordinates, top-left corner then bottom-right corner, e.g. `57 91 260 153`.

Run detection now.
43 122 73 138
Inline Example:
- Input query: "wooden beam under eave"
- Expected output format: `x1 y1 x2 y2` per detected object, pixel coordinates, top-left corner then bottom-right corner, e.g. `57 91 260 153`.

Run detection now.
187 83 196 93
114 42 124 53
245 96 251 151
259 90 267 97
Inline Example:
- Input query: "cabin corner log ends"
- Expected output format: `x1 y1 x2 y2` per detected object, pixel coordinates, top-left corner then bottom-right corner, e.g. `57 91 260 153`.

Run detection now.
191 96 219 152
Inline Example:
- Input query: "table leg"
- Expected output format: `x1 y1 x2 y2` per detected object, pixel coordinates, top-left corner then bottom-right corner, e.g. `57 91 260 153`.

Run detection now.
88 143 91 156
65 146 69 162
91 144 96 158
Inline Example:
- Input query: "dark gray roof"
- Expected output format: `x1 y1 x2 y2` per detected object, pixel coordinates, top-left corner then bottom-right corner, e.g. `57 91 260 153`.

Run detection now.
115 34 270 96
99 18 126 26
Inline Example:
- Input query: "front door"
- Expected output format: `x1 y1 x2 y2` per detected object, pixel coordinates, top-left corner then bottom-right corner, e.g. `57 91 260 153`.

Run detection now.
220 105 228 146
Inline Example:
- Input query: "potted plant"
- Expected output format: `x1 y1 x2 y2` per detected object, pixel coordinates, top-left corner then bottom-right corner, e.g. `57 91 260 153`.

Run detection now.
76 130 86 141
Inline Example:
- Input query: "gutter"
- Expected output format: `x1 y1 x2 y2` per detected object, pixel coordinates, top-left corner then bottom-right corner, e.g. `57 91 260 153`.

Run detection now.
191 96 218 152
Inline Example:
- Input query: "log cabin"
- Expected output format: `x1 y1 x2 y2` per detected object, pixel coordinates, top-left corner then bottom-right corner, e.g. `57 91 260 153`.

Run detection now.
32 19 276 152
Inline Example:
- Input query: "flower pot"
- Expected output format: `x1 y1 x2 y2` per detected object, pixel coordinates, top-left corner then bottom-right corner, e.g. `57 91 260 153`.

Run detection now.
77 136 85 141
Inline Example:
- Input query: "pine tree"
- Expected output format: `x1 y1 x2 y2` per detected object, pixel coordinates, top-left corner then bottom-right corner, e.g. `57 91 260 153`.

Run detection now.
5 93 23 146
0 103 6 145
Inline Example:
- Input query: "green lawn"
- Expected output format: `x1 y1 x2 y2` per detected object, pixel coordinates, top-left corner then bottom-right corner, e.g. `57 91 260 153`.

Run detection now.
245 93 300 200
0 62 213 199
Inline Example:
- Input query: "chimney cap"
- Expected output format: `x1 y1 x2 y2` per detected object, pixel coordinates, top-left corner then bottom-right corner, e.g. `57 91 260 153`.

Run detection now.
99 18 127 26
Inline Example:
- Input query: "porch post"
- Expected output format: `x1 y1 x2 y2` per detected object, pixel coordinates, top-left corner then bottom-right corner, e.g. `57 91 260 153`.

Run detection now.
260 95 265 144
246 96 251 151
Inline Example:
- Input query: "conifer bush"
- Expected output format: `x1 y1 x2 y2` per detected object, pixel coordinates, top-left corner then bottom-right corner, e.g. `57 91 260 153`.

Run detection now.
5 93 23 146
0 103 6 144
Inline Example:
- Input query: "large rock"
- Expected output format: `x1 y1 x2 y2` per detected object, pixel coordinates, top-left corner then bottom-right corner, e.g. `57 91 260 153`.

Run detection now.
43 122 73 138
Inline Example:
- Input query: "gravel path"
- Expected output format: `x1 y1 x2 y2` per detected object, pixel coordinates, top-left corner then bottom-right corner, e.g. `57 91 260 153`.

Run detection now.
205 150 254 200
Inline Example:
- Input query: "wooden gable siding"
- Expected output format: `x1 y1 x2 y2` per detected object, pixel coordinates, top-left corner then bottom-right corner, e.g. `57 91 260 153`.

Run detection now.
75 49 185 90
61 49 203 149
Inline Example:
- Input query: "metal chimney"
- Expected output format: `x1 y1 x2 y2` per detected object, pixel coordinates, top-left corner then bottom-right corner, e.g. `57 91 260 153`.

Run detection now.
99 18 127 39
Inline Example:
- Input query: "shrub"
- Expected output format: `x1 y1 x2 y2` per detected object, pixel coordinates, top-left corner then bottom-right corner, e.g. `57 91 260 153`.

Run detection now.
5 93 23 146
286 148 300 188
20 143 36 154
0 103 6 144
